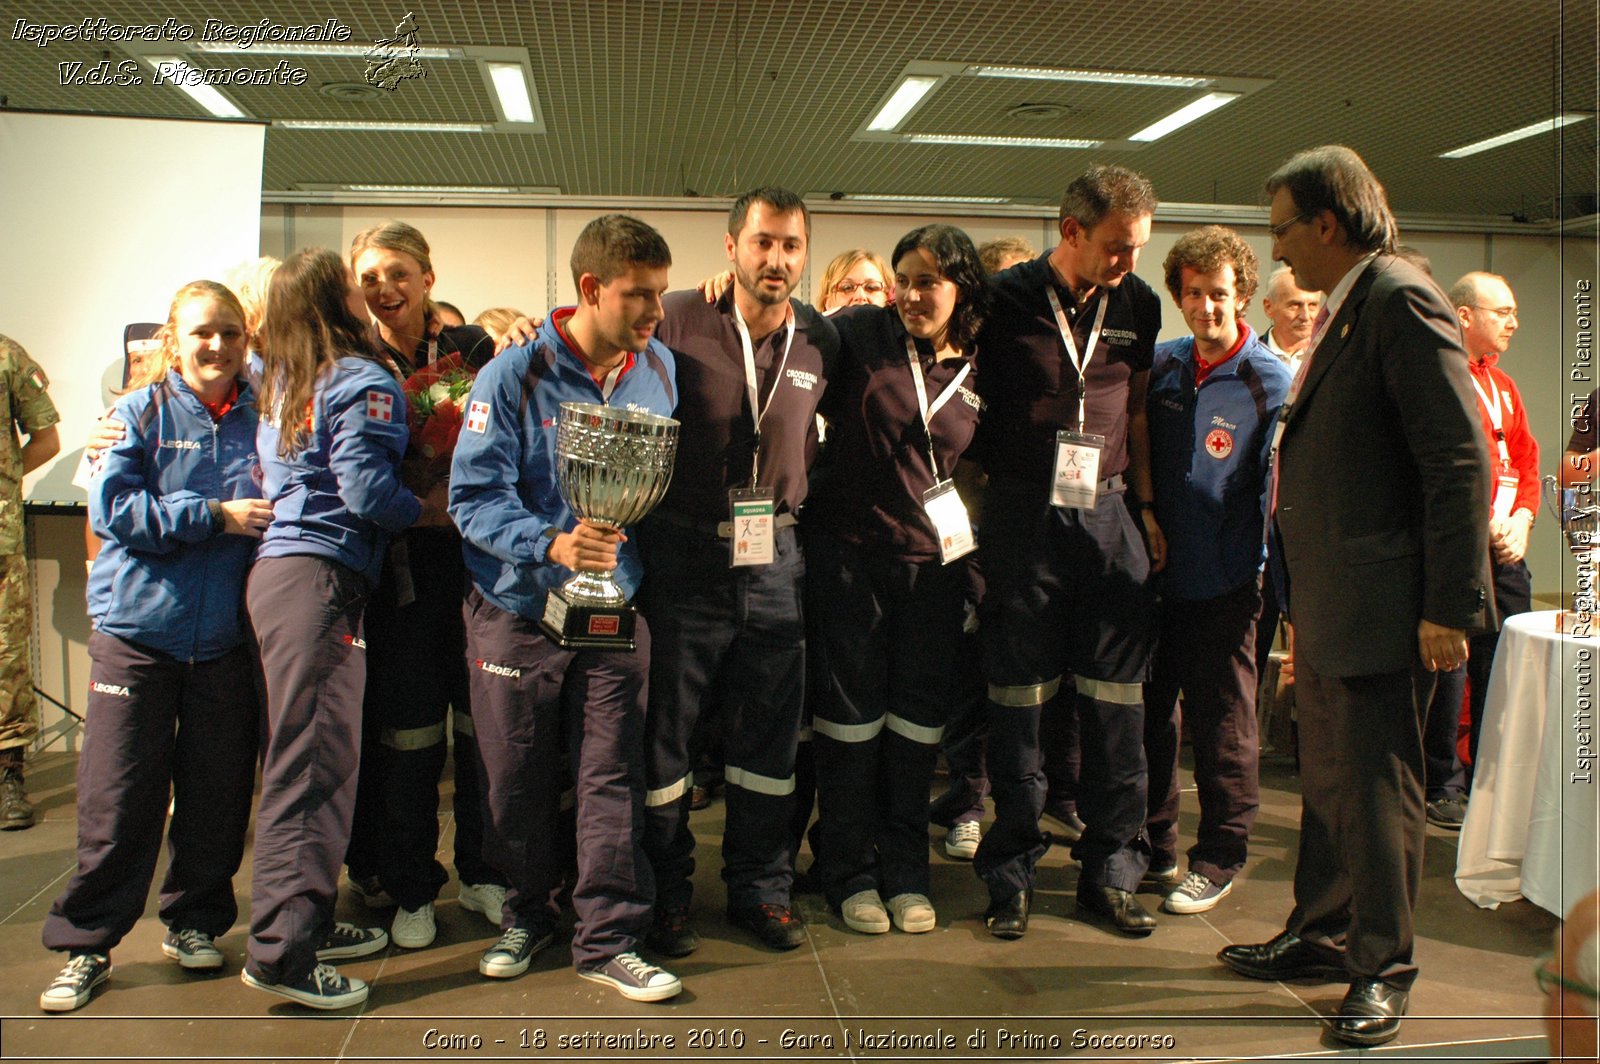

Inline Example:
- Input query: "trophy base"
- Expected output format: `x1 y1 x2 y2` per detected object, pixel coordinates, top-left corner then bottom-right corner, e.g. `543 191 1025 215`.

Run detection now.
540 589 638 651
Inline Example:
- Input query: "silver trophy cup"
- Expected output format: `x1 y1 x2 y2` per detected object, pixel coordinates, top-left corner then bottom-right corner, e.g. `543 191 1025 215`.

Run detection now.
1542 473 1599 633
540 401 679 650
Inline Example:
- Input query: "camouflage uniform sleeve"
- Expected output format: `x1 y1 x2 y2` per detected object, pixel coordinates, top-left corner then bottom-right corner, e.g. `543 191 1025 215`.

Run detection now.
1 337 61 435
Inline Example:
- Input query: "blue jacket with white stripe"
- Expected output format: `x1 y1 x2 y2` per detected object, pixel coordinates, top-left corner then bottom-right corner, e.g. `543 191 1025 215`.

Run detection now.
256 355 419 585
87 371 262 661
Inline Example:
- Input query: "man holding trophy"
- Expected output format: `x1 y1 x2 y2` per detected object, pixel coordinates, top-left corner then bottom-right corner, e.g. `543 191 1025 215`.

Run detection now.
449 215 683 1002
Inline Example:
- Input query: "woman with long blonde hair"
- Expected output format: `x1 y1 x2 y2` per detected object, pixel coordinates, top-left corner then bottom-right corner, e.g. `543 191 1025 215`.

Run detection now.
40 280 271 1012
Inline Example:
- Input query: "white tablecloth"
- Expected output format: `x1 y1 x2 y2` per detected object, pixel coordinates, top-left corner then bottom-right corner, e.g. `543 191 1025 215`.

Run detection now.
1456 611 1599 918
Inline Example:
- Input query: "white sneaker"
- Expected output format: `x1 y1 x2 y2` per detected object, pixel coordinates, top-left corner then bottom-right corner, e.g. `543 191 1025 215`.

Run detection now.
886 893 937 933
840 889 890 934
578 951 681 1002
457 882 508 928
944 821 982 860
391 903 437 949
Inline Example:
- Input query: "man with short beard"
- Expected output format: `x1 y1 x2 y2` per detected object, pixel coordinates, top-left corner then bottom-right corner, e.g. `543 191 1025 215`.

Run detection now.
635 187 839 955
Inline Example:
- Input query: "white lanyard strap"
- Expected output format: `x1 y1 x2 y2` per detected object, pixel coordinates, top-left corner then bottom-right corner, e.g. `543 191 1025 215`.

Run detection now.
905 336 972 482
731 301 796 488
1469 371 1512 465
1045 285 1108 432
597 357 627 401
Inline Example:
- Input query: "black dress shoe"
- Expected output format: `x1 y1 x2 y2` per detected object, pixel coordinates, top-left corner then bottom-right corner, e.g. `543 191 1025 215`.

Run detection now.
1076 885 1156 935
984 890 1030 940
1218 930 1345 981
1330 978 1407 1046
727 902 806 950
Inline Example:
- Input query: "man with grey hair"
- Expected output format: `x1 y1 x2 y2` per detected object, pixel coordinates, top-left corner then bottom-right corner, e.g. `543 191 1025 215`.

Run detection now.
1217 146 1491 1048
1420 272 1536 827
1259 266 1323 366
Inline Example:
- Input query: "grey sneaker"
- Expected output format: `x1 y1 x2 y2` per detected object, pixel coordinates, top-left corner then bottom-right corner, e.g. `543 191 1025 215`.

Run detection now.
162 928 224 969
315 922 387 961
944 820 982 860
40 953 111 1011
1426 796 1467 830
578 951 681 1002
1 765 35 830
241 963 367 1010
1163 871 1233 914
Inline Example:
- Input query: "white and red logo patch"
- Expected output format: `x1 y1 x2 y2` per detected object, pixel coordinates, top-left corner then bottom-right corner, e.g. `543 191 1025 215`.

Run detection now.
466 400 491 434
366 390 393 422
1204 428 1234 459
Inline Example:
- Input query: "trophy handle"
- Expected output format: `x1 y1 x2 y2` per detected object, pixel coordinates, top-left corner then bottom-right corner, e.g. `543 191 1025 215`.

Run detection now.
1542 473 1563 524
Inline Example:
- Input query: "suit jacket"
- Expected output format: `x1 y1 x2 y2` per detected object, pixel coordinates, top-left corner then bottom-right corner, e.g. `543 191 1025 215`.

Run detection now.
1276 254 1492 677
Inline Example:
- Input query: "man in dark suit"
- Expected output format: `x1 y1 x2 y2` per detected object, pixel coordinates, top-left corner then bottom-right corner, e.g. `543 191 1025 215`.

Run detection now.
1217 145 1491 1048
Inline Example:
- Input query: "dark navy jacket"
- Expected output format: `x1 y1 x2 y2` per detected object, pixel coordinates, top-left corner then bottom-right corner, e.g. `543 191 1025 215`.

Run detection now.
256 355 419 584
449 312 678 620
87 371 262 661
1147 329 1290 602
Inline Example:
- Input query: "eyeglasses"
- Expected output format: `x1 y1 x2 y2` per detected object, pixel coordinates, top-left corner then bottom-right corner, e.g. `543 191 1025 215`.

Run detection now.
1267 212 1312 240
1534 951 1600 1001
1474 305 1519 322
833 280 886 296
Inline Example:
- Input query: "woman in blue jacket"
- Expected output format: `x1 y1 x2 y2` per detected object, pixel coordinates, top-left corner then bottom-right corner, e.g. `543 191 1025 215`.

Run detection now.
241 248 435 1011
39 281 273 1012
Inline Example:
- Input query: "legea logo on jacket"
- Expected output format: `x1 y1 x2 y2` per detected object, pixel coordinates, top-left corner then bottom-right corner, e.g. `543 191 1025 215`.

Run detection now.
160 439 202 451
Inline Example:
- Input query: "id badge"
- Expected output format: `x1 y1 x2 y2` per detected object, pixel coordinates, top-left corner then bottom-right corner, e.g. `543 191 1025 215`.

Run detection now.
923 479 976 564
1051 431 1104 510
729 488 776 567
1492 474 1519 522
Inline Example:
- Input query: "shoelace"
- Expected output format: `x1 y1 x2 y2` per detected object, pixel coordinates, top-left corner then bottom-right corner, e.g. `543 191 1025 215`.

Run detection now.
309 963 348 992
494 928 531 956
171 928 213 951
325 922 368 946
951 822 981 842
615 952 660 981
1177 872 1210 897
58 954 103 982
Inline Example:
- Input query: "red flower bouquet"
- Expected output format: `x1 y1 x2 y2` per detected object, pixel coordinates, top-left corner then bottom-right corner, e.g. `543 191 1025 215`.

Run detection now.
402 352 478 485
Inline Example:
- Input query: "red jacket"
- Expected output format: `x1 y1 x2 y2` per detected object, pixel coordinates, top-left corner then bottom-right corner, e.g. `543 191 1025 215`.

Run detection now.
1466 352 1539 517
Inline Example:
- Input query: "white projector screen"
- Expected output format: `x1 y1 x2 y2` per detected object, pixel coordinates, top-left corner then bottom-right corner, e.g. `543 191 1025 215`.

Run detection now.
0 110 265 504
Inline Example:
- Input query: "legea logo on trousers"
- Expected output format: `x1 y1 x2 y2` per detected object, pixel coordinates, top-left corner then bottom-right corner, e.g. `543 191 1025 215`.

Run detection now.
477 659 521 678
92 682 131 697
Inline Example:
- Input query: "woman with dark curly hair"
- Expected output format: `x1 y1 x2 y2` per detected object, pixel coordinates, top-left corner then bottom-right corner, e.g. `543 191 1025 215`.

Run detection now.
803 224 989 936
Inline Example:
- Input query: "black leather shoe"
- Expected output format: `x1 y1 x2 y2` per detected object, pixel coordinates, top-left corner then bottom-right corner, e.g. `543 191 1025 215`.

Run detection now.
727 903 805 950
1076 885 1156 935
1330 978 1408 1046
984 889 1030 939
645 905 699 958
1218 930 1345 981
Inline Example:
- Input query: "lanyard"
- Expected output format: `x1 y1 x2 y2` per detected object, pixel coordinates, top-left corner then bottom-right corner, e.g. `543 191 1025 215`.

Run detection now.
731 300 796 488
905 336 972 482
1468 371 1512 465
1045 285 1108 432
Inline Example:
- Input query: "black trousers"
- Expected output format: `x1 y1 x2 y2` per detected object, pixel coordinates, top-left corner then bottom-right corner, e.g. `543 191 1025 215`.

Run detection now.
1288 657 1434 990
1143 580 1262 884
975 486 1155 899
43 634 258 955
1422 558 1532 799
637 519 806 911
807 532 966 906
464 588 652 969
246 555 371 986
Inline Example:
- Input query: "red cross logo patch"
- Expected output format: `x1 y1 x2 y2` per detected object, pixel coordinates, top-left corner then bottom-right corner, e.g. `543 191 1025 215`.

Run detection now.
365 390 394 422
1205 428 1233 459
